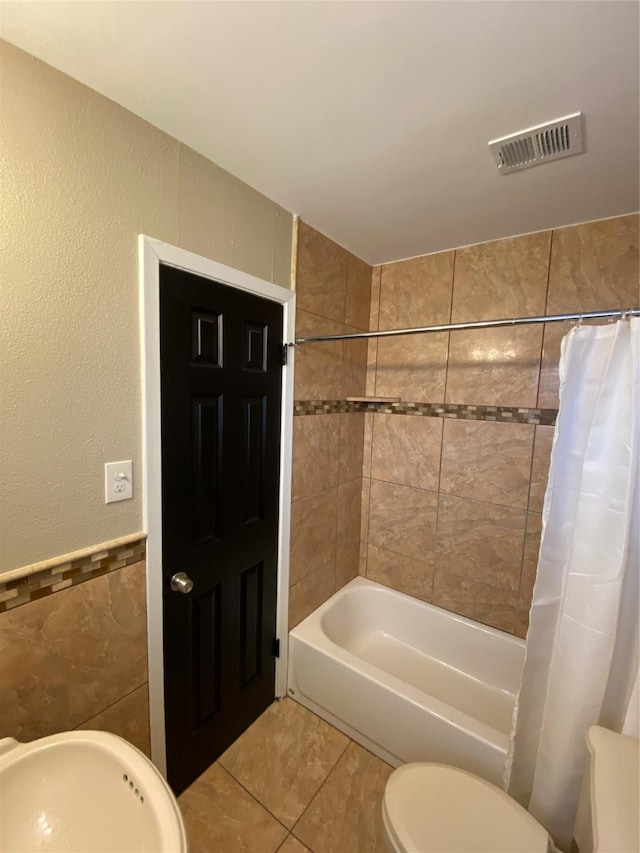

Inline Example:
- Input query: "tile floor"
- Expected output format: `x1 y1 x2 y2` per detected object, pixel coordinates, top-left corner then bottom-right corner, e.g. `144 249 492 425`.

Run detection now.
178 697 393 852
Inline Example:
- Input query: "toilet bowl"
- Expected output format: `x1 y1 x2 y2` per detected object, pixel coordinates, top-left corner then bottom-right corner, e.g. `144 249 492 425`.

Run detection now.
382 726 639 853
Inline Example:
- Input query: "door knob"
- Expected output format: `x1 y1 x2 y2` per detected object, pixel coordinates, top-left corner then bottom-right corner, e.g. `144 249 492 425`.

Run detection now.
170 572 194 594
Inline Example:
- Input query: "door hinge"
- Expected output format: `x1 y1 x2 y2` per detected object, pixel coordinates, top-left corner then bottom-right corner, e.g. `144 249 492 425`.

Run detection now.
272 638 280 658
281 344 288 366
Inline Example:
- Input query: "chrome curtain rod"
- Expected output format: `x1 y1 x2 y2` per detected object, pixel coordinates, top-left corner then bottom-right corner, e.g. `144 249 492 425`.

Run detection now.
292 307 640 345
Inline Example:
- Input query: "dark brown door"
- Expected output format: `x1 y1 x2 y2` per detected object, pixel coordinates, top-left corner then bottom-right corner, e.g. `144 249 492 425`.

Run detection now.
159 265 283 794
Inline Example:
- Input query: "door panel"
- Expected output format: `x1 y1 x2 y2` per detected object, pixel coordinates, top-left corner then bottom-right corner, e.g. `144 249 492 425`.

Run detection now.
159 265 283 794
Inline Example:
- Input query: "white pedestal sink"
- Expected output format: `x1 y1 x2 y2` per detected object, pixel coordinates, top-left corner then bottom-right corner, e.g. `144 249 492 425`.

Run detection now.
0 730 188 852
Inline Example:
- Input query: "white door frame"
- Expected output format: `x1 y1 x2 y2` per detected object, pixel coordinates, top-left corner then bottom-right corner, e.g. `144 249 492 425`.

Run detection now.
139 235 295 777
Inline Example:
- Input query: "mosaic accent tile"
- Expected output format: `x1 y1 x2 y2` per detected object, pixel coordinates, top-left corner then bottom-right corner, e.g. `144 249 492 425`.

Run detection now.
294 399 557 426
0 536 146 612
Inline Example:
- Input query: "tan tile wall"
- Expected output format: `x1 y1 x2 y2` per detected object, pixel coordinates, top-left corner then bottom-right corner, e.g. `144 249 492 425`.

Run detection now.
0 560 150 752
290 223 371 628
360 214 639 636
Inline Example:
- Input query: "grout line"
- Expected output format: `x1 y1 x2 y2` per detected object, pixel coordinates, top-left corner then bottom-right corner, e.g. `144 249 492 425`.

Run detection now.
73 681 147 731
432 417 447 601
215 761 291 833
290 738 352 837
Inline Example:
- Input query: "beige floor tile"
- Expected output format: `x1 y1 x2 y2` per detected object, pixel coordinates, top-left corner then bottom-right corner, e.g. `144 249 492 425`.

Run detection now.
178 762 287 853
293 742 393 853
278 835 313 853
220 698 350 829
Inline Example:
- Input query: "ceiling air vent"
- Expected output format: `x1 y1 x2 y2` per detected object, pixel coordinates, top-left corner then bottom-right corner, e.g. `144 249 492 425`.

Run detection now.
489 112 583 175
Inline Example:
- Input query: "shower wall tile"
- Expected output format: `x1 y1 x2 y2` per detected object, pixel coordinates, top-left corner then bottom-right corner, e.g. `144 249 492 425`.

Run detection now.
336 479 362 589
292 414 340 502
296 221 347 322
435 495 526 591
369 266 382 331
294 310 344 401
342 331 368 398
378 251 454 328
375 332 449 401
362 413 374 479
345 253 372 330
516 512 543 638
289 488 338 587
366 544 433 602
537 320 573 408
368 480 437 562
432 570 518 634
440 419 534 509
289 559 336 630
0 560 147 743
452 232 551 322
528 425 554 513
357 213 637 636
445 325 543 407
370 414 442 491
546 214 640 314
339 413 365 484
291 222 371 625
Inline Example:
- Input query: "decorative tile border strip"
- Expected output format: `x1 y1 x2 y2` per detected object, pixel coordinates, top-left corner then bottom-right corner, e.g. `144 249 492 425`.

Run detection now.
0 533 146 613
294 399 557 426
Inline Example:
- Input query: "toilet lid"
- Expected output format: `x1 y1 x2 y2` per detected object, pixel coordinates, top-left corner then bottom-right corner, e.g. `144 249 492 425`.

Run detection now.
383 763 549 853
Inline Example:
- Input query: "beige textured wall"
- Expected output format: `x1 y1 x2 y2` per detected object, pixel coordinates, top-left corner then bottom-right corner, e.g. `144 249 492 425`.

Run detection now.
360 214 639 636
0 41 293 573
289 222 371 628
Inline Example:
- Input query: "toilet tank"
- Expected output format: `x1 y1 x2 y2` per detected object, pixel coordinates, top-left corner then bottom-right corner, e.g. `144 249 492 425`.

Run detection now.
573 726 639 853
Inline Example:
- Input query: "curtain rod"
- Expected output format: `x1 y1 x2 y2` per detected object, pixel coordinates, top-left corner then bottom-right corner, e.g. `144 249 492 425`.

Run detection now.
290 307 640 345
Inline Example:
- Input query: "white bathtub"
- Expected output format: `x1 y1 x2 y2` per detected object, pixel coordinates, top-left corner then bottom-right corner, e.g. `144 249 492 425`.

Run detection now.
287 577 525 787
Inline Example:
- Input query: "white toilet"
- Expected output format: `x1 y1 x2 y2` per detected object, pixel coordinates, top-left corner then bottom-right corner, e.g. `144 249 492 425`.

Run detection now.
382 726 639 853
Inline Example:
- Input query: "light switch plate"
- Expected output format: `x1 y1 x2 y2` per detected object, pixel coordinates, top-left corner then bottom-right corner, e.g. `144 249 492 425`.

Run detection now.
104 460 133 504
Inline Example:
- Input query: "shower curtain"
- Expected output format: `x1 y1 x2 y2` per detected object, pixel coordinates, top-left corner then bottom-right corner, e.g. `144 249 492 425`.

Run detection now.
505 318 639 851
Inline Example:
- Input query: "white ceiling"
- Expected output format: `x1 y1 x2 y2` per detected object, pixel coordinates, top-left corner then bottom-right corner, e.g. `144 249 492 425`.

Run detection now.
2 1 639 264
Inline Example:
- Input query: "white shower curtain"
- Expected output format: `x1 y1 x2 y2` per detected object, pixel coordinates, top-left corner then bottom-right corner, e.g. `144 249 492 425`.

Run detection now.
505 318 639 851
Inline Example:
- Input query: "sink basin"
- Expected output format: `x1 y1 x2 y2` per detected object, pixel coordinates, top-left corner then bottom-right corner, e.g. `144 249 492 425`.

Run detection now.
0 730 188 852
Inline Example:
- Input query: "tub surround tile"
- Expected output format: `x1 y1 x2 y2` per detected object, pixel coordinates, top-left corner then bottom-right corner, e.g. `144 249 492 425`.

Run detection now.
362 413 374 479
440 419 534 509
220 698 349 829
294 311 344 401
375 332 449 402
435 495 526 591
452 232 551 322
342 332 369 399
77 683 150 757
293 741 392 853
0 561 147 743
432 570 518 634
379 251 454 329
179 761 287 853
290 490 338 587
336 480 362 589
292 414 340 501
546 214 640 314
368 480 437 562
340 413 366 484
371 414 443 492
369 266 382 331
289 560 336 630
296 222 347 323
521 511 543 588
529 425 554 513
345 253 372 331
445 325 543 408
360 478 371 545
294 399 557 426
366 544 433 603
